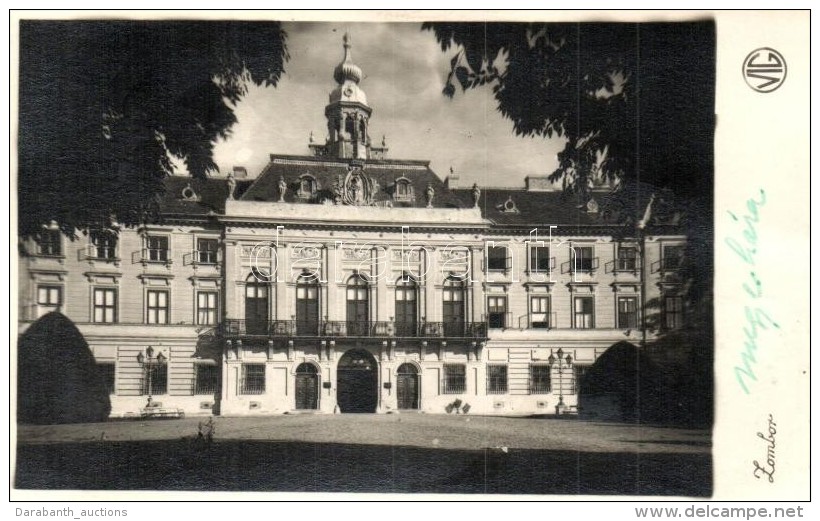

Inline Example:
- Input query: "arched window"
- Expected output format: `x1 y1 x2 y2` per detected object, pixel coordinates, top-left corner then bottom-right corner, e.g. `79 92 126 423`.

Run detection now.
359 118 367 143
442 275 466 337
296 273 319 335
393 178 414 202
395 275 418 336
346 274 369 336
345 114 355 138
297 175 317 199
245 273 269 335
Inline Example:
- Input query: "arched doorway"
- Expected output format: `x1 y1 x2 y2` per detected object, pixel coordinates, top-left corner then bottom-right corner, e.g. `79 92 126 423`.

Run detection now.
295 363 319 410
396 363 419 410
337 349 378 413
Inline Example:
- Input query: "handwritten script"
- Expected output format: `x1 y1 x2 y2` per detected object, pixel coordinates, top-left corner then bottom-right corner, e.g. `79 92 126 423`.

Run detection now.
725 189 780 395
752 414 777 483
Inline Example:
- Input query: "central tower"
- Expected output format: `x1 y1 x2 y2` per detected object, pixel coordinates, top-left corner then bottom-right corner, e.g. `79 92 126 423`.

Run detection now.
310 33 388 160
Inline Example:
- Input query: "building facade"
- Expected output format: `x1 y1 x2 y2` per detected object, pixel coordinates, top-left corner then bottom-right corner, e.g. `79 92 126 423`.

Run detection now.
17 35 688 418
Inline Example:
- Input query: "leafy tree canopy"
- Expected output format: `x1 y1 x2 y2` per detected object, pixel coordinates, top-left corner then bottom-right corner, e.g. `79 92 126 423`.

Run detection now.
18 21 289 238
422 22 715 204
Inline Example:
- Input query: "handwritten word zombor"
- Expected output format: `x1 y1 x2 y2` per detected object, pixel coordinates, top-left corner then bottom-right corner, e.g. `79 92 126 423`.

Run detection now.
752 413 776 483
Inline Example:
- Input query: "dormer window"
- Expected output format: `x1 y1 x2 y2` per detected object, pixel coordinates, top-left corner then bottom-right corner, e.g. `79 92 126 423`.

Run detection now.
297 175 318 199
393 177 415 203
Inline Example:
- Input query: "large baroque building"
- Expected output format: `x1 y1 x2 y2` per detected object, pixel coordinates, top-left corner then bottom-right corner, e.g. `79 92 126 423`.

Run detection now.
18 34 688 419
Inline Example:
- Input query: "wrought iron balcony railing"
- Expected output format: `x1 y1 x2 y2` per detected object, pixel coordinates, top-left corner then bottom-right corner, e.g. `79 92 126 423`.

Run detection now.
221 319 488 339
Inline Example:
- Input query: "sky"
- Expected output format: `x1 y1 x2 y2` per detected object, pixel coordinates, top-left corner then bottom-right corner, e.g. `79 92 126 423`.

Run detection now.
210 22 564 188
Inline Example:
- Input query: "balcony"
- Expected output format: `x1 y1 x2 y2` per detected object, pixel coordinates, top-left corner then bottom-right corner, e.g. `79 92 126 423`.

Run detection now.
221 319 488 340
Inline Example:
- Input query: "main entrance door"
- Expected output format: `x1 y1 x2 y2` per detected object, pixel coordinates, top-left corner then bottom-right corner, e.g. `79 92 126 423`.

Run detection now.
337 349 378 413
396 363 419 410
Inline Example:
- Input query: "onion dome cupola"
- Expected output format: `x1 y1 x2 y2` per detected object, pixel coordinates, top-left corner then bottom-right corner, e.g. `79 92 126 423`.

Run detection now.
314 33 379 160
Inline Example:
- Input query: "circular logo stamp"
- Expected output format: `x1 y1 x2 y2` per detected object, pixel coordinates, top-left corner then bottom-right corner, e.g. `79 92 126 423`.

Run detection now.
743 48 787 93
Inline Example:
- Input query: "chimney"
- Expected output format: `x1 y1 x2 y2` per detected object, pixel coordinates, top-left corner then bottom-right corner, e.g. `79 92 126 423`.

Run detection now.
525 176 553 191
445 166 460 189
232 166 248 179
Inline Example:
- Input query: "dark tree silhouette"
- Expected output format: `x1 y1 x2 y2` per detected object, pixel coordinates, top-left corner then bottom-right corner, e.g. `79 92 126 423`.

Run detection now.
18 312 111 424
18 20 289 239
422 21 715 202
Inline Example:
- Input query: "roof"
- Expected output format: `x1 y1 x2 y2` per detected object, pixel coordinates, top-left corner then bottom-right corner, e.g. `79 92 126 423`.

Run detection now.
158 176 252 216
239 154 466 209
452 182 680 234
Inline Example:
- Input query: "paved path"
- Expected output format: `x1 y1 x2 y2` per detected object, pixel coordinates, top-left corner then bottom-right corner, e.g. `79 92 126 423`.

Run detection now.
15 415 712 495
17 414 710 453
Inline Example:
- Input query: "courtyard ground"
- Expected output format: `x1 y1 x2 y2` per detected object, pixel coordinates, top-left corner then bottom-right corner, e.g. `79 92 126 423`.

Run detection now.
14 413 712 496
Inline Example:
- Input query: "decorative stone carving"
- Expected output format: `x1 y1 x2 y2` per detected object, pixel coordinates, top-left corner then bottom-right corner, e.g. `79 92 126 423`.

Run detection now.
291 245 322 260
342 248 370 260
390 249 421 262
335 166 380 206
278 176 287 202
425 183 435 208
472 183 481 208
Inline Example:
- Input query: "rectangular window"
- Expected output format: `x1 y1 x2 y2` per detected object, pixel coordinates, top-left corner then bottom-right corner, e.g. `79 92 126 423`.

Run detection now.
571 365 589 394
486 364 508 394
664 295 684 329
530 296 551 328
197 238 219 264
93 288 117 323
573 246 595 272
241 364 266 395
197 291 218 325
36 285 61 317
617 296 639 329
146 236 169 262
487 296 507 329
663 245 685 271
36 229 62 256
146 290 169 325
529 246 552 272
617 246 638 271
195 364 220 395
143 364 167 396
529 364 551 394
442 364 466 394
573 296 594 329
91 231 118 260
97 362 116 395
487 246 508 271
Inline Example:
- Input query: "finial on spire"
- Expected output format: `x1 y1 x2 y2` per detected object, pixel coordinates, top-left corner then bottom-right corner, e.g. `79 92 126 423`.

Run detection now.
334 32 362 85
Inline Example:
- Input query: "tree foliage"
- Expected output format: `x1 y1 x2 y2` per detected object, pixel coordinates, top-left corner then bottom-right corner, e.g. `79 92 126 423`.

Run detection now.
18 21 289 238
422 22 715 203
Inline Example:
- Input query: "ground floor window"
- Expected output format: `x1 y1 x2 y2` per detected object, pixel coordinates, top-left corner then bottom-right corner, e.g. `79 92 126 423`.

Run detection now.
486 364 508 394
37 285 62 317
142 364 167 396
442 364 466 394
195 364 220 395
529 364 551 394
617 296 638 329
241 364 266 395
96 362 116 395
571 365 590 394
